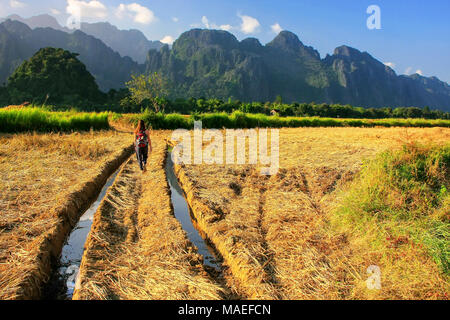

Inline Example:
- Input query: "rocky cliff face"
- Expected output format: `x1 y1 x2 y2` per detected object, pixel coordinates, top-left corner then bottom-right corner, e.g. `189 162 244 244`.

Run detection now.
323 45 403 107
323 46 450 110
144 29 450 111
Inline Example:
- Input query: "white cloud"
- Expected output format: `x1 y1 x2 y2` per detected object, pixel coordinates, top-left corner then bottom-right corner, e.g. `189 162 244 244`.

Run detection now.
384 62 395 68
271 23 283 34
50 8 61 15
10 0 26 8
201 16 209 28
238 14 260 34
405 67 413 75
66 0 108 19
201 16 232 31
160 35 174 45
416 69 423 76
172 17 179 22
219 24 232 31
116 3 156 25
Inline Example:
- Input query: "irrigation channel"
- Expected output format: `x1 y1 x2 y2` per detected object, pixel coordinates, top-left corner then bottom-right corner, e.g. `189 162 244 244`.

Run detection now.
44 150 222 300
43 167 122 300
165 151 222 271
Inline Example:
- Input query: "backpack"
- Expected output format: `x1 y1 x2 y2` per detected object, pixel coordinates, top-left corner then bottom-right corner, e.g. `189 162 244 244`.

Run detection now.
136 130 148 148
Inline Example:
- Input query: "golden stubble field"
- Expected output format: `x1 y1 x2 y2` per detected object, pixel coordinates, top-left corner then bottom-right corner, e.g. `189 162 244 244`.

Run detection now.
73 130 225 300
172 127 450 299
0 131 133 299
0 127 448 300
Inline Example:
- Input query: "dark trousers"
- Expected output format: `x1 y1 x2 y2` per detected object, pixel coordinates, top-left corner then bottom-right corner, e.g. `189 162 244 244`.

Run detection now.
135 145 148 170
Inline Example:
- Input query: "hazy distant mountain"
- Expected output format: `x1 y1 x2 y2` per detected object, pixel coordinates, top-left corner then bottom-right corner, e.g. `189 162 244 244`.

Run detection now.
79 22 163 63
5 14 67 31
0 20 143 91
145 29 450 111
4 14 163 63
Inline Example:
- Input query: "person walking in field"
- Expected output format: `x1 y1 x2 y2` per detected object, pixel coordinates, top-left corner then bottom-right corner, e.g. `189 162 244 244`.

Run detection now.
134 120 152 172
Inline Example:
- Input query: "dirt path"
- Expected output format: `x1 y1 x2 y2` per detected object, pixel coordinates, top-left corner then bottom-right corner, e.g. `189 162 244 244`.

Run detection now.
73 132 225 300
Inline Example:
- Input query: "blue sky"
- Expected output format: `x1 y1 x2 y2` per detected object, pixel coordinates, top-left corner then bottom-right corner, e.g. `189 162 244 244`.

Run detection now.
1 0 449 82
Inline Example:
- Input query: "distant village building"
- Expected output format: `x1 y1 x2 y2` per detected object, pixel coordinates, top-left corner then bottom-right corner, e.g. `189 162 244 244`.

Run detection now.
270 109 280 116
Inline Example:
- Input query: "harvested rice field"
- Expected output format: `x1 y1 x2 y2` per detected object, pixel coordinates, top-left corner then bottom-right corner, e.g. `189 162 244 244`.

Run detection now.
172 127 450 300
73 131 225 300
0 131 133 299
1 127 449 300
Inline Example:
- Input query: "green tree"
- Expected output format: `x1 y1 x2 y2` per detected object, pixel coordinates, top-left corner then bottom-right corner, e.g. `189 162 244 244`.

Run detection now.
125 72 168 112
7 47 104 106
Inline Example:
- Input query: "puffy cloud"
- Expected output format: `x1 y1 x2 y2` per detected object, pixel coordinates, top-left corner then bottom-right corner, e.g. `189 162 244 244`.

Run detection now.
201 16 232 31
50 9 61 15
116 3 156 25
172 17 179 22
201 16 209 27
416 69 423 76
238 14 260 34
160 35 175 45
271 23 283 34
66 0 108 19
10 0 26 8
404 66 413 75
384 62 395 68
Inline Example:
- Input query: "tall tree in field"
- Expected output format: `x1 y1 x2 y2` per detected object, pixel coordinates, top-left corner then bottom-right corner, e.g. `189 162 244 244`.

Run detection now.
126 72 168 112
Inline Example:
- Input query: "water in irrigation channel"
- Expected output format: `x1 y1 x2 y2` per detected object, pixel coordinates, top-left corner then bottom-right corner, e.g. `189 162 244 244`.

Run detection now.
165 152 222 271
43 167 122 300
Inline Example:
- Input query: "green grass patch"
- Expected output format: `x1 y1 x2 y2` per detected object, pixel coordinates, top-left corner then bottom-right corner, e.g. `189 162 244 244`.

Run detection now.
0 107 110 132
332 143 450 275
122 111 450 130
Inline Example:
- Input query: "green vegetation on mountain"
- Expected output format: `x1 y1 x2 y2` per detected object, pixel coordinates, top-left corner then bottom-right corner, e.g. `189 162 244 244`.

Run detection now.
7 48 105 106
0 19 449 111
145 29 450 111
0 19 142 92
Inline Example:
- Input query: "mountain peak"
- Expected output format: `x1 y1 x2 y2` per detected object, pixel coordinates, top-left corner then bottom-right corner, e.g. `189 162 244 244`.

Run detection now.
1 19 32 37
6 14 64 31
266 30 320 59
174 29 239 51
78 21 163 63
333 45 363 58
267 30 303 50
240 37 263 52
